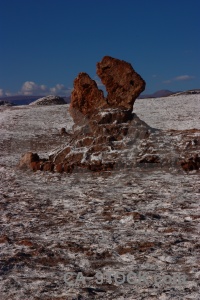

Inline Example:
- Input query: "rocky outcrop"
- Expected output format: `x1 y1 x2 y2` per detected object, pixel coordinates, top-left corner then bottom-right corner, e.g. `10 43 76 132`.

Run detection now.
53 55 147 172
48 110 153 172
20 56 148 172
19 56 199 174
69 56 145 125
29 95 66 106
96 56 145 110
69 73 106 124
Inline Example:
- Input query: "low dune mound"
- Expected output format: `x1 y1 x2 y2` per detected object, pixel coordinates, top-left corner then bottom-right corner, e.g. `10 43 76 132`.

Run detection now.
0 100 14 106
173 89 200 96
29 95 66 106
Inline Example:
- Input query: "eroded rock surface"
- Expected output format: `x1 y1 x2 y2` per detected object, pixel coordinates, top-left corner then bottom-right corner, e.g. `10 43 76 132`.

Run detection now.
55 56 146 170
69 56 146 124
49 111 154 172
69 72 106 124
97 55 146 110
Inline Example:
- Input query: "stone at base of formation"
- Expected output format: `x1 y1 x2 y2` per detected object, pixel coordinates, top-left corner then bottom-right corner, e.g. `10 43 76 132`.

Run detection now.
19 56 200 173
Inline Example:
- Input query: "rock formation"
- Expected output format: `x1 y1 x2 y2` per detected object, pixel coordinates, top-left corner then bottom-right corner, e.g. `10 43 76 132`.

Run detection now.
20 56 147 172
96 56 145 110
19 56 199 173
50 56 147 171
69 56 145 124
69 72 106 124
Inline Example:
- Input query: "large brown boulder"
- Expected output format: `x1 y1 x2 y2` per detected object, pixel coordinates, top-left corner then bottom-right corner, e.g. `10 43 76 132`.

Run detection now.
69 72 106 124
96 56 145 110
19 152 40 169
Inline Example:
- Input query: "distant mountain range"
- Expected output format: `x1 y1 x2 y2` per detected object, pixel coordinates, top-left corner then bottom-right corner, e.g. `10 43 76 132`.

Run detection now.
139 89 200 98
139 89 176 98
0 89 199 106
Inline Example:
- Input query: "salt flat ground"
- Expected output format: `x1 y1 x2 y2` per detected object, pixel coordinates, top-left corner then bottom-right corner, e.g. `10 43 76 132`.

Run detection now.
0 95 200 300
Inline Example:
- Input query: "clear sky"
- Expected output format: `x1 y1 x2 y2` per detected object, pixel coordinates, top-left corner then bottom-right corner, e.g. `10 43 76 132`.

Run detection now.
0 0 199 97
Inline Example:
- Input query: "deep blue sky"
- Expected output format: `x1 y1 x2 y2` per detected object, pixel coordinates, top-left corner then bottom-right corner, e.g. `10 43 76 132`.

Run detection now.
0 0 199 97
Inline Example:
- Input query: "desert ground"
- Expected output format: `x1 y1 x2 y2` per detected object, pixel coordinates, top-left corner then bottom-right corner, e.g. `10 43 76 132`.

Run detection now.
0 94 200 300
